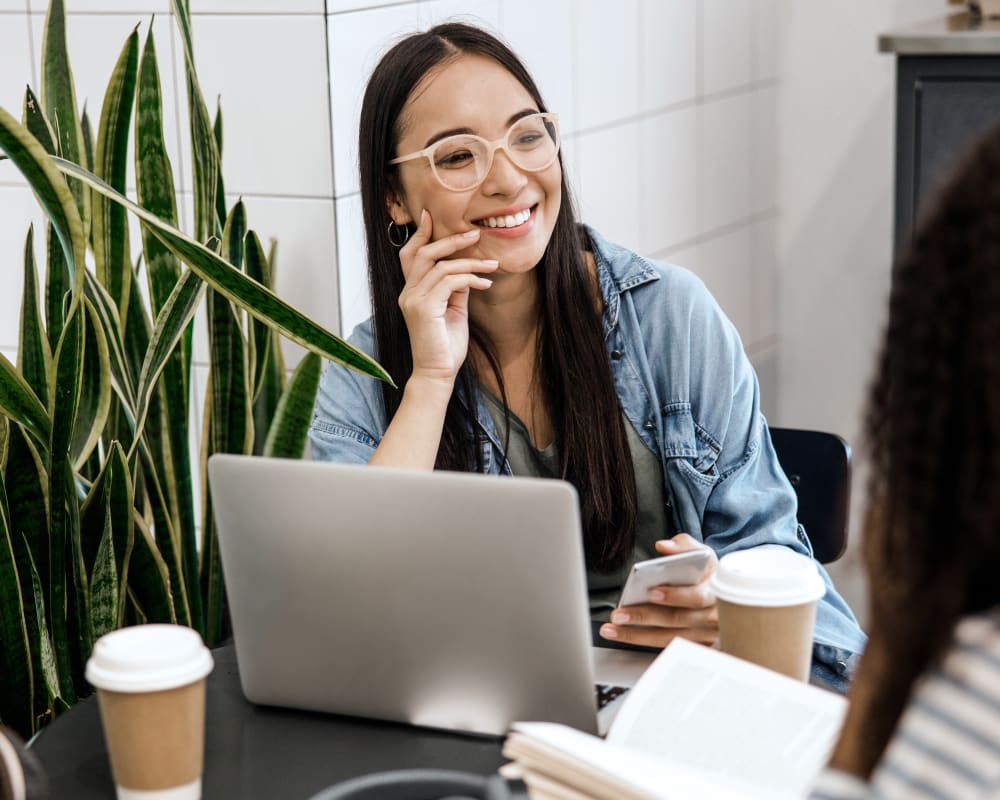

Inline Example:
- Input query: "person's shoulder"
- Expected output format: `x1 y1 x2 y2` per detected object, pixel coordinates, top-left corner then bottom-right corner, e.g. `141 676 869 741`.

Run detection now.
583 224 710 302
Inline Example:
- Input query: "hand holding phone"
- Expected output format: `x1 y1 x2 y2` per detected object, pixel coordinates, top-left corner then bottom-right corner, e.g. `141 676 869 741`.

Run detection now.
617 548 711 607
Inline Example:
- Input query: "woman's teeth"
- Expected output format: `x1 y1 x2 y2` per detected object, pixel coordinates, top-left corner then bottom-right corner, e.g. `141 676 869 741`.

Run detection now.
476 208 532 228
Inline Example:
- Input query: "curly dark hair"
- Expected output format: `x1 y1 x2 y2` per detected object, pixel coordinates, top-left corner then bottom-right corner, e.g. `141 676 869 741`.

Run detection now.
831 121 1000 776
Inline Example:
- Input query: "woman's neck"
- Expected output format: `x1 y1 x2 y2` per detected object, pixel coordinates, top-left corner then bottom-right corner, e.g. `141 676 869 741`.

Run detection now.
469 270 541 362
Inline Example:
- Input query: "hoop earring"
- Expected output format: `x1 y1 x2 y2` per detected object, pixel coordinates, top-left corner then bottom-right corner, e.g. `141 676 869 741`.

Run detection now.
387 220 410 248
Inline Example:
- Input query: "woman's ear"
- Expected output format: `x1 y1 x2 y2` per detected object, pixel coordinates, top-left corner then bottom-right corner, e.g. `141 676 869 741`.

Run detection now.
385 191 413 226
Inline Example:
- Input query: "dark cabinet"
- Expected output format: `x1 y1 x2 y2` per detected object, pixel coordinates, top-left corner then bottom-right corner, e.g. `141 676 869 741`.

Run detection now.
880 15 1000 254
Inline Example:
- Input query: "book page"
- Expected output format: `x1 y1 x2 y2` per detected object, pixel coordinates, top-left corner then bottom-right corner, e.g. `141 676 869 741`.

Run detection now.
606 638 847 798
506 723 751 800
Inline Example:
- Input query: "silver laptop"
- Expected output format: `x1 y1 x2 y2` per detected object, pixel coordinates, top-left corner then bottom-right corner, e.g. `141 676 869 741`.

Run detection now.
207 454 653 737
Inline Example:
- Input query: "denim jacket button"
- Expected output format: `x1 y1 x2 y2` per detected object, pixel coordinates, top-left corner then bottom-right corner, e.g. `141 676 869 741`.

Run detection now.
611 349 622 360
644 420 655 430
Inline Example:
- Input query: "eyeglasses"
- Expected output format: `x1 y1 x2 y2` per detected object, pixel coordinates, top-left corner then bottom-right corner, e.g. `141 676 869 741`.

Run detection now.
389 112 560 192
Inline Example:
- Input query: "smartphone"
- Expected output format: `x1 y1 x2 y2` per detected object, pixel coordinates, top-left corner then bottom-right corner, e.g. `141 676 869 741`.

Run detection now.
616 548 712 607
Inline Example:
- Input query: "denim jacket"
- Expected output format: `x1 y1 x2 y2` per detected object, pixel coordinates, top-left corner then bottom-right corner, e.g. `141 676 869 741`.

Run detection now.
309 225 867 692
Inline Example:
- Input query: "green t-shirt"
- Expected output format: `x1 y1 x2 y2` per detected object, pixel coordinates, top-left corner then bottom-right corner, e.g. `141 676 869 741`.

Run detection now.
479 387 676 621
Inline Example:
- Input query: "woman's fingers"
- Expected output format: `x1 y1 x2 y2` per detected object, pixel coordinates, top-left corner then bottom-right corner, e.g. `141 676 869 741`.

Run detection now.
400 210 484 283
599 623 718 649
609 603 718 629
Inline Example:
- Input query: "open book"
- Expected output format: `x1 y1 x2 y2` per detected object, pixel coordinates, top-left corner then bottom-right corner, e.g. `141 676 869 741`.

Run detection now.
501 638 846 800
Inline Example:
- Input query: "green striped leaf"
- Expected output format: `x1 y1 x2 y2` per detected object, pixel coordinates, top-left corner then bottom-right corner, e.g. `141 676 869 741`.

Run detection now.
127 511 175 625
0 108 86 303
89 512 118 641
0 352 51 450
51 157 393 385
135 21 181 319
244 230 272 402
22 86 57 156
72 296 112 471
93 26 139 320
170 0 219 242
0 469 34 736
131 269 204 458
18 226 53 410
26 544 64 727
80 103 94 173
47 300 84 703
40 0 90 243
263 352 321 459
3 423 50 636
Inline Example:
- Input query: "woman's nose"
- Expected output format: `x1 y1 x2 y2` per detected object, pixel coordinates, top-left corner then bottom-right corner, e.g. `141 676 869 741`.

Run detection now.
480 148 528 196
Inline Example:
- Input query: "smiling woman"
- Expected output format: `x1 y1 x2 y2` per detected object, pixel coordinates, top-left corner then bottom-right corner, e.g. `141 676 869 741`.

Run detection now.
308 22 867 692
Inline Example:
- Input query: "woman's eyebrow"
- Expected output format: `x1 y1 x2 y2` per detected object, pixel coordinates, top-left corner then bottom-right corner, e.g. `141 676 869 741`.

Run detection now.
422 109 540 148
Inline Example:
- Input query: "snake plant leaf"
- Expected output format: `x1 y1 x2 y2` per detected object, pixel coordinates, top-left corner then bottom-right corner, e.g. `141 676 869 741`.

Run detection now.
47 301 84 702
51 157 394 385
18 227 53 409
41 0 90 243
81 442 127 581
0 353 51 450
26 543 64 721
3 423 50 628
244 230 272 402
198 371 224 645
170 0 220 242
0 108 86 303
213 102 227 230
128 510 175 625
135 22 181 319
0 416 6 469
93 25 139 320
83 270 137 417
71 296 112 472
263 351 322 459
0 470 34 736
22 86 57 156
80 102 93 173
130 269 204 459
135 442 191 629
89 508 118 641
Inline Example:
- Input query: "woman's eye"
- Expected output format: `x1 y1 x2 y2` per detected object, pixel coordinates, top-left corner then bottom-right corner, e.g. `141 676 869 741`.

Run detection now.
435 150 476 169
513 132 544 148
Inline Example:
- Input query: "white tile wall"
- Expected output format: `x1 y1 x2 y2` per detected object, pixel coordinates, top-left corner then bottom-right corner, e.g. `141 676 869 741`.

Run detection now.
697 92 752 236
0 13 35 121
638 0 697 113
418 0 499 33
328 3 421 199
28 1 168 10
638 105 697 255
750 213 778 348
701 0 753 96
334 192 369 336
693 223 753 348
181 14 332 198
751 85 778 214
752 0 779 83
574 0 639 130
574 122 641 251
501 0 576 132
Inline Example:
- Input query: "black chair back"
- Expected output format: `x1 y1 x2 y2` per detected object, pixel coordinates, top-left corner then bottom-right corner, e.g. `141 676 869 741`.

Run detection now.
768 427 851 564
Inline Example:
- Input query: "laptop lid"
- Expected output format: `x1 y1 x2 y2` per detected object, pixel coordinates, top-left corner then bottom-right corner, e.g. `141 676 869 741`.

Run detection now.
207 454 600 736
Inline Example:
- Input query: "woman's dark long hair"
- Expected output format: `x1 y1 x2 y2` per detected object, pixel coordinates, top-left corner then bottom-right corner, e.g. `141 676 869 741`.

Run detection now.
358 23 637 570
830 122 1000 777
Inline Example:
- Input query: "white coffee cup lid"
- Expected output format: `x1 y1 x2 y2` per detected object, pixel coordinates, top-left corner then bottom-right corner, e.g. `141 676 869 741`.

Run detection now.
711 545 826 607
86 624 214 693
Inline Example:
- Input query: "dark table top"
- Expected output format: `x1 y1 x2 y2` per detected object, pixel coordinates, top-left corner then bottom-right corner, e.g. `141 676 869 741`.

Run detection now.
30 645 509 799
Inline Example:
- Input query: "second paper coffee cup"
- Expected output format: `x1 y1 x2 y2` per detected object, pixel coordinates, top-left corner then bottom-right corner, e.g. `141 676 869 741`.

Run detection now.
86 624 214 800
710 545 826 682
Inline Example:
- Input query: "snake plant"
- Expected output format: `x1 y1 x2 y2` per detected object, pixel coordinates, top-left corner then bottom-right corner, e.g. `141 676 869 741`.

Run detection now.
0 0 391 739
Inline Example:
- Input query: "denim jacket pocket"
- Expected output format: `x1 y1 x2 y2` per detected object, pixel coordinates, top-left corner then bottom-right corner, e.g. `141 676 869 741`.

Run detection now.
660 403 721 488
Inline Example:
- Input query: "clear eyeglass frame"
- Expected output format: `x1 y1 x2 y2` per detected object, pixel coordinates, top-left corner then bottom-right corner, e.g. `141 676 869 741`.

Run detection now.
389 111 560 192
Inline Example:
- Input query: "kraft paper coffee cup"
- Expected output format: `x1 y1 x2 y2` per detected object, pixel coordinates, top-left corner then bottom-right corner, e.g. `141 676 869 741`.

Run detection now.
86 625 214 800
710 545 826 682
